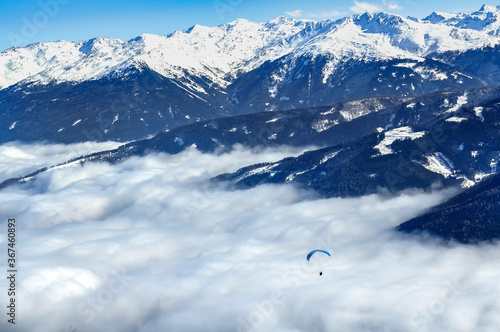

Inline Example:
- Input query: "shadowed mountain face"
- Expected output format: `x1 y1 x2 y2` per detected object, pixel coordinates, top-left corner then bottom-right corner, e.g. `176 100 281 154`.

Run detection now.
397 173 500 244
431 45 500 87
0 56 485 144
226 56 483 113
3 86 500 199
213 98 500 197
0 65 233 143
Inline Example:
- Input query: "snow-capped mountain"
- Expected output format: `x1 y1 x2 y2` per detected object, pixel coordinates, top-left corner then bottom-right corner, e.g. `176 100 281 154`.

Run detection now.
424 4 500 36
1 10 499 91
2 5 500 143
0 18 312 90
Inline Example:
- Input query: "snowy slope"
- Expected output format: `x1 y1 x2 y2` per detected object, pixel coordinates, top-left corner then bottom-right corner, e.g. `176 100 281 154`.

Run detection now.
295 12 498 62
1 6 500 91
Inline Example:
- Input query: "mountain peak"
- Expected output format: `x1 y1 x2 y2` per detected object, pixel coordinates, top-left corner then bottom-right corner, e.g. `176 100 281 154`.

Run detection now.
266 16 299 25
423 5 500 35
78 36 121 54
185 24 208 34
355 11 375 21
353 11 404 23
423 11 456 22
220 18 255 29
478 4 500 13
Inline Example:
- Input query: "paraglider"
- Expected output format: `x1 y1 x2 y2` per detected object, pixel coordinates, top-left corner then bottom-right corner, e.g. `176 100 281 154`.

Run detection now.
306 249 331 276
306 249 331 261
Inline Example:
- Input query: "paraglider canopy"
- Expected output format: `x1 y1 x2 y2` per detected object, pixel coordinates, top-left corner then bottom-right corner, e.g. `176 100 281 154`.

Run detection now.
306 249 331 261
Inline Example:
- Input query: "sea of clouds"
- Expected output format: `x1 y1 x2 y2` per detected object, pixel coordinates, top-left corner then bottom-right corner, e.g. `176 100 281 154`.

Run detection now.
0 142 499 332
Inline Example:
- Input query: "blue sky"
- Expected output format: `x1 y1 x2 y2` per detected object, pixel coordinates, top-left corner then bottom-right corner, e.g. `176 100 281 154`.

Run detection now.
0 0 495 52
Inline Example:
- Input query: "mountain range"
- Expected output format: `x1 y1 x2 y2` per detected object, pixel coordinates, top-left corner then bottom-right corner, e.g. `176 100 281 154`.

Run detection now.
1 5 500 243
2 5 500 143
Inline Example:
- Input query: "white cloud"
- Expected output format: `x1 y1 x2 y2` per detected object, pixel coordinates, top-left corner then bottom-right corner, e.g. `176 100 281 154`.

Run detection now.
308 9 345 18
388 3 401 10
382 0 402 10
350 0 402 14
0 141 124 180
350 1 382 13
0 143 499 331
285 9 303 17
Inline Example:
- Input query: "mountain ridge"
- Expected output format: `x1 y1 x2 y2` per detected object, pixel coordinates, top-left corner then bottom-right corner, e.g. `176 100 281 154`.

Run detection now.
2 7 500 91
3 6 500 144
3 85 499 193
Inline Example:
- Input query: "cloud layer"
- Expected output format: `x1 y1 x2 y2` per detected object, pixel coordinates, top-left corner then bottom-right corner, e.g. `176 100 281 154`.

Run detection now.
0 143 499 332
0 141 124 180
350 1 382 13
